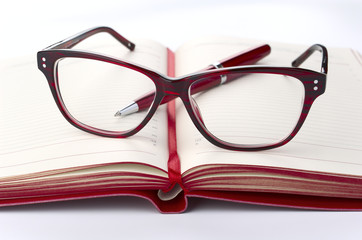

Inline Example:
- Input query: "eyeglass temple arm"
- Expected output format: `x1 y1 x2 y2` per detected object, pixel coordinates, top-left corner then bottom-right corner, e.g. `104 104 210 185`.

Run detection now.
291 44 328 74
46 26 135 51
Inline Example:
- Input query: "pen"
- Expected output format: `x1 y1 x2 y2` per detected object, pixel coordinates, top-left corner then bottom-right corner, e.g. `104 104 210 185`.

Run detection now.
114 44 271 116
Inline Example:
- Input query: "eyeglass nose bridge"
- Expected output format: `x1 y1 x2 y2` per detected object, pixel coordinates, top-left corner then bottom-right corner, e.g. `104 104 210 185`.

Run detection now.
160 77 190 98
158 77 206 131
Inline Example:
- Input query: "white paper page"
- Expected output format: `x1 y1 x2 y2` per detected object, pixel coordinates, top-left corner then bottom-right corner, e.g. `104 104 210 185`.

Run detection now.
0 38 169 178
175 36 362 176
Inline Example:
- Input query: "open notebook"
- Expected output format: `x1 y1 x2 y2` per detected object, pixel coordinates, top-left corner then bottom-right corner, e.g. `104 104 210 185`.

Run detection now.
1 33 362 212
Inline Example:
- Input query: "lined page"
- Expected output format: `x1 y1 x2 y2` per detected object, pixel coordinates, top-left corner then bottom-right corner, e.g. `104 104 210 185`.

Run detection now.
0 38 169 178
175 36 362 176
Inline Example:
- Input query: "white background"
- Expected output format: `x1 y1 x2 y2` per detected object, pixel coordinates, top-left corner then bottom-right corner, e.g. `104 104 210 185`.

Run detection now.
1 0 362 239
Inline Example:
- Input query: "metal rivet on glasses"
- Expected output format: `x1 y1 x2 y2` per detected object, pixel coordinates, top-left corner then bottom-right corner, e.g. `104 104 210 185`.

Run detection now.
212 62 227 84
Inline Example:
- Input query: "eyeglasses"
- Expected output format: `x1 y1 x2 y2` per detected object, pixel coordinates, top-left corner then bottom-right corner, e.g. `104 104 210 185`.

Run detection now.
37 26 328 151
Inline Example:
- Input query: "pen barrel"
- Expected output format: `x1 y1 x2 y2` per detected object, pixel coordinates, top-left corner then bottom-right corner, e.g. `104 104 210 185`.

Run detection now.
136 91 157 111
137 92 177 111
189 76 222 95
218 44 271 68
189 44 270 95
189 73 248 96
202 44 271 71
136 44 271 111
138 73 247 111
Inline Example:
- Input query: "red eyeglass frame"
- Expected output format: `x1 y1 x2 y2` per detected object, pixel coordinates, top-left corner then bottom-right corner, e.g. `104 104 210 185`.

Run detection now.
37 26 328 151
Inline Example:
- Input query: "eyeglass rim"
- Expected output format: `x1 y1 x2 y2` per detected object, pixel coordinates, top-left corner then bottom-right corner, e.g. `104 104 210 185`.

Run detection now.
37 48 326 151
